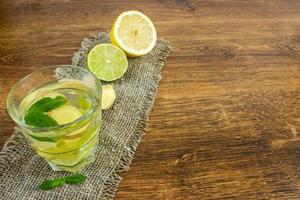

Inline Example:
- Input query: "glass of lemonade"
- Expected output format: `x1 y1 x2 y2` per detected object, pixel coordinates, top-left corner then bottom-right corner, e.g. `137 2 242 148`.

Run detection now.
7 65 102 172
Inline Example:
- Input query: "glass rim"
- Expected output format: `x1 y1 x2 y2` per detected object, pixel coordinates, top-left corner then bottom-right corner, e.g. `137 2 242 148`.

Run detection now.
6 65 101 131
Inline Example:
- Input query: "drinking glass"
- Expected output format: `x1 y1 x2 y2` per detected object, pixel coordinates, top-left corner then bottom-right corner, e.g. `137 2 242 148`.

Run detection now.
7 65 102 172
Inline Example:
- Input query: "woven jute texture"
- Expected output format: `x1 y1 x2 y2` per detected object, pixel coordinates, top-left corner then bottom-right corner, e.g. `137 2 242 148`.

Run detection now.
0 32 170 200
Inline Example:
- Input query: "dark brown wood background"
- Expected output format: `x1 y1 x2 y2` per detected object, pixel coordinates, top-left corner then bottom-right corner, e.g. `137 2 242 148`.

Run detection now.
1 0 300 199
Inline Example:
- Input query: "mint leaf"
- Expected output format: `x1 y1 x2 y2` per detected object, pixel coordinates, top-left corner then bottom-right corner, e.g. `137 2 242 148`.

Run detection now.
27 96 67 114
24 95 67 127
39 178 65 190
27 133 59 142
39 174 87 191
65 173 87 185
25 112 58 127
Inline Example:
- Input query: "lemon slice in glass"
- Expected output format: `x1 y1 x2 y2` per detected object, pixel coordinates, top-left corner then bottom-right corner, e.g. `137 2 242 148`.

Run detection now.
110 10 157 57
87 44 128 81
48 104 83 125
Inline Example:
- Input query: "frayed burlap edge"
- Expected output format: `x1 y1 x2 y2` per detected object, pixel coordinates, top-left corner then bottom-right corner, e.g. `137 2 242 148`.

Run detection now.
0 130 25 176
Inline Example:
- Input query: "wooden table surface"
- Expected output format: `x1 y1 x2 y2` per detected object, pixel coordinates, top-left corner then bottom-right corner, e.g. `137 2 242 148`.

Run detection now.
1 0 300 199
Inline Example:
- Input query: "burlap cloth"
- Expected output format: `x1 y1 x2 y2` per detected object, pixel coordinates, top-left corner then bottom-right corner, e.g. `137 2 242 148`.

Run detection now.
0 32 170 199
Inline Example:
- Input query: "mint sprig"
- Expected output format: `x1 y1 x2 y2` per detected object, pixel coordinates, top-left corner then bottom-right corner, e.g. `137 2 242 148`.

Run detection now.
39 173 87 191
27 96 67 114
25 112 59 127
39 178 65 191
24 96 67 127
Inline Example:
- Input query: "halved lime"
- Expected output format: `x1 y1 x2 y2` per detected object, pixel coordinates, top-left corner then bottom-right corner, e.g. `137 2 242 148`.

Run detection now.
87 44 128 81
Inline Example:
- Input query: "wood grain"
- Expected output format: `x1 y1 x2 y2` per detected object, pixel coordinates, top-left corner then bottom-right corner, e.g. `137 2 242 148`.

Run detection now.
1 0 300 199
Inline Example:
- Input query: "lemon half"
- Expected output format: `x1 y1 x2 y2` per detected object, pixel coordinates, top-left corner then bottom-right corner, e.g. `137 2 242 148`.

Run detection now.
110 10 157 57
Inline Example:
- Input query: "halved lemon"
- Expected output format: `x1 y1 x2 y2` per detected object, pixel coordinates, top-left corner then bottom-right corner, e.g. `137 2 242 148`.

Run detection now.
110 10 157 57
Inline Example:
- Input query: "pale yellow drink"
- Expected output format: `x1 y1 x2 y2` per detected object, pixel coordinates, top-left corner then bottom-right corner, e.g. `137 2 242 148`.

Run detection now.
19 79 101 172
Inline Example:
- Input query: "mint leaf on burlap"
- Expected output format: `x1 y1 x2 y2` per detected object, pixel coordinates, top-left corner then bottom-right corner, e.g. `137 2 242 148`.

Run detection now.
64 173 87 185
39 174 87 191
39 178 65 191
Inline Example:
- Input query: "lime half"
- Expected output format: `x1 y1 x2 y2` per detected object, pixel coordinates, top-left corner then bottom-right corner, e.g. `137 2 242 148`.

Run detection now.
87 44 128 81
